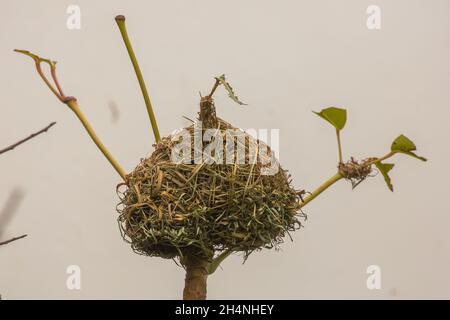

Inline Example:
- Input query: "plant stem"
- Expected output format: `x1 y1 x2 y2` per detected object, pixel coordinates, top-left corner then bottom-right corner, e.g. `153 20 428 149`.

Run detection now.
367 151 396 166
300 151 398 208
208 249 232 274
336 129 343 163
115 15 161 143
208 78 220 98
14 50 62 101
16 49 127 181
183 254 210 300
66 99 127 180
300 172 343 208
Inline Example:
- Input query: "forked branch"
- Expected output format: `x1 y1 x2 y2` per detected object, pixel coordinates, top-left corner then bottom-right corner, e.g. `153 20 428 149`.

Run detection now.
15 49 127 181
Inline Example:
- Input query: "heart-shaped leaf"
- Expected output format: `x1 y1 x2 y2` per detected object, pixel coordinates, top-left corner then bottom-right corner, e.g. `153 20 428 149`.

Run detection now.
375 162 395 191
313 107 347 130
391 134 427 161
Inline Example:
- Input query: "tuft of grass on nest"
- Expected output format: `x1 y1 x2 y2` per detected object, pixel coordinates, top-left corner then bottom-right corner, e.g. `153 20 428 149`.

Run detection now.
338 157 377 189
117 118 304 261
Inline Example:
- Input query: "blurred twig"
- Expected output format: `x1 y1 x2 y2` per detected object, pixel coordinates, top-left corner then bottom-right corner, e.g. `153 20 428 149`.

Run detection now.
108 101 120 124
0 188 25 238
0 188 25 247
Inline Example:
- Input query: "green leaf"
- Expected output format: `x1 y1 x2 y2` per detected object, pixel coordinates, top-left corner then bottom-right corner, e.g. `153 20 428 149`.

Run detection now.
215 74 247 105
391 134 427 161
313 107 347 130
391 134 415 152
375 162 395 192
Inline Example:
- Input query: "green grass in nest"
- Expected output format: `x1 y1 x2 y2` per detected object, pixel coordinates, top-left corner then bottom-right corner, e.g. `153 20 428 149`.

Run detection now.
117 118 304 261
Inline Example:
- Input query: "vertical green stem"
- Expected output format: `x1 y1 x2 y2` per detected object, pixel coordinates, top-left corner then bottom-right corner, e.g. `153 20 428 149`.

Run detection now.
115 15 161 143
336 129 343 163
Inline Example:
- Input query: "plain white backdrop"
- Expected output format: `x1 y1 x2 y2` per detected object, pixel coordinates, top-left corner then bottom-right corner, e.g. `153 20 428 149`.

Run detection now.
1 0 449 299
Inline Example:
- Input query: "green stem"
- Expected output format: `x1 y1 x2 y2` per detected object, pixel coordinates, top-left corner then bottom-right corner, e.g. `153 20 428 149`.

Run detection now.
367 151 396 166
115 15 161 143
299 150 401 209
16 49 127 181
67 99 127 180
300 172 343 208
336 129 343 163
208 249 232 274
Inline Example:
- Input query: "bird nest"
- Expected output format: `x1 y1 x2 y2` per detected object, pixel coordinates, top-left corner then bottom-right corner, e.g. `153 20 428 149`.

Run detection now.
117 98 304 261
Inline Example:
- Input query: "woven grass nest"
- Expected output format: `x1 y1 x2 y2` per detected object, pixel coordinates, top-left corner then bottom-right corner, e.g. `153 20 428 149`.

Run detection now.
117 93 304 261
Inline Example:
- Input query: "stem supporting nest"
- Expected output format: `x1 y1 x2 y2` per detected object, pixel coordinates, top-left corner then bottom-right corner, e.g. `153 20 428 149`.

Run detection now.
183 254 210 300
199 96 218 129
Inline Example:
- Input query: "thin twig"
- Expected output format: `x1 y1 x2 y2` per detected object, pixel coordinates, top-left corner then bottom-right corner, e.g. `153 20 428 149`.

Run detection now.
0 188 25 239
208 78 220 98
51 66 65 97
0 234 27 246
0 122 56 155
14 50 62 102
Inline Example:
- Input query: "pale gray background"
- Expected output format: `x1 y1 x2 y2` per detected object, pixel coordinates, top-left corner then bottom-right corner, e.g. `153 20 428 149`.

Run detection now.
1 0 449 299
